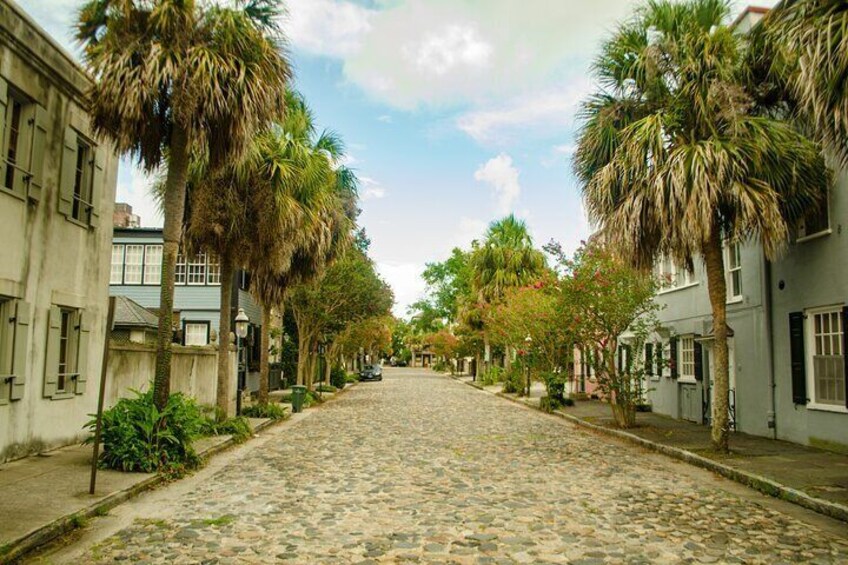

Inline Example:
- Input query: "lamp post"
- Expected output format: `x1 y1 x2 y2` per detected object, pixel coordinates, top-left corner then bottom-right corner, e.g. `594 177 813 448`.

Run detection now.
235 308 249 415
524 334 533 397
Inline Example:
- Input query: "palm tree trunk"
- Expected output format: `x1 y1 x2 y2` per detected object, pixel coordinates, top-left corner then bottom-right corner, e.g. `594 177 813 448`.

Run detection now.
216 250 234 417
297 331 311 386
153 125 190 410
703 231 730 453
258 304 272 405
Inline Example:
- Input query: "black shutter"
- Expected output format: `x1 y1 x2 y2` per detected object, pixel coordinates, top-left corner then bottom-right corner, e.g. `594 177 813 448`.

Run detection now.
789 312 807 405
645 343 653 376
670 337 678 379
617 346 623 372
693 339 703 381
843 307 848 408
656 343 663 377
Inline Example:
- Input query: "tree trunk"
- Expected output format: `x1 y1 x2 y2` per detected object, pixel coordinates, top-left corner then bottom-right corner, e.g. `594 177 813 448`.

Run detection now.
483 336 491 376
297 331 311 386
703 230 730 453
258 304 272 405
611 402 636 428
216 251 234 417
153 126 190 410
505 345 513 372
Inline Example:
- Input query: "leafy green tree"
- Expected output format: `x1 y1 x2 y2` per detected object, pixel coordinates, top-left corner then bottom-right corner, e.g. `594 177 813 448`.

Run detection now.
77 0 290 409
574 0 828 450
420 248 473 325
289 250 393 388
470 215 546 373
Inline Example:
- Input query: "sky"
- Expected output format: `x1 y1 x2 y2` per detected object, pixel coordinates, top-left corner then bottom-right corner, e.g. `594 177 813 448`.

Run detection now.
20 0 770 316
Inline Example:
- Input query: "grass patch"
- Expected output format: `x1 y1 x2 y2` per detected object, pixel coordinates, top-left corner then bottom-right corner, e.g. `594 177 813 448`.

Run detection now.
198 515 235 527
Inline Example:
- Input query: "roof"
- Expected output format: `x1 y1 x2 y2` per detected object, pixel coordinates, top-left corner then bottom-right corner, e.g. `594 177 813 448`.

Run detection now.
730 5 771 29
113 296 159 329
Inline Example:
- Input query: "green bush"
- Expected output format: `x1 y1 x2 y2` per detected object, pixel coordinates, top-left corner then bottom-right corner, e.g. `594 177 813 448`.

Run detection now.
345 373 359 383
85 389 203 474
479 365 503 386
541 372 566 402
200 415 253 443
315 383 338 393
432 359 449 373
502 367 525 394
330 366 347 389
539 395 561 413
241 403 289 420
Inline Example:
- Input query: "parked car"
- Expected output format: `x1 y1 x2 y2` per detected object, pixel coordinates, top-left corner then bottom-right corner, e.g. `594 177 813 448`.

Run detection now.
359 364 383 381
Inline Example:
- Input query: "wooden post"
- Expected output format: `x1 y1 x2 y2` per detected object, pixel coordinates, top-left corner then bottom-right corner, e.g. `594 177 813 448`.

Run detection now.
89 296 116 495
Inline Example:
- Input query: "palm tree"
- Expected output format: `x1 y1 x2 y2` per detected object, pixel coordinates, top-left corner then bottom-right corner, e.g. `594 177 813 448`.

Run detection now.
574 0 829 451
76 0 290 409
761 0 848 162
470 215 546 374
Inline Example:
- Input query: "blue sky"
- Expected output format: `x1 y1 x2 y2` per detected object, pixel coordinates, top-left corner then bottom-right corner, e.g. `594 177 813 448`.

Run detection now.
20 0 769 315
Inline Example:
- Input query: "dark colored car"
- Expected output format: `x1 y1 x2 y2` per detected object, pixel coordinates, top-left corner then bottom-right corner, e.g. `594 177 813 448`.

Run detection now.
359 364 383 381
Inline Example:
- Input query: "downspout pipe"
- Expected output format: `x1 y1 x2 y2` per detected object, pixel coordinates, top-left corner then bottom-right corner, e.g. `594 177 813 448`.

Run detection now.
764 252 777 439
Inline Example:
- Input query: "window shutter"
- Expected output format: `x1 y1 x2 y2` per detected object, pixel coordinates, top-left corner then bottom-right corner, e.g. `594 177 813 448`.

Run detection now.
623 344 632 374
693 339 703 381
89 146 105 224
27 104 48 202
0 77 8 188
74 311 91 395
617 346 623 372
843 307 848 409
43 306 61 398
670 337 678 379
789 312 807 405
656 342 663 377
58 127 76 218
645 343 653 376
9 300 30 400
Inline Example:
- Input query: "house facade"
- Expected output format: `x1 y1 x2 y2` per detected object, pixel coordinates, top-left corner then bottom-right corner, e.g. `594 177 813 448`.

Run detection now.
0 1 119 461
110 227 266 390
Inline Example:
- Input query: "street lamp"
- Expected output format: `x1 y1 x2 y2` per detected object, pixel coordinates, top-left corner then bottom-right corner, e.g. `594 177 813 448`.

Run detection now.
524 334 533 397
235 308 249 415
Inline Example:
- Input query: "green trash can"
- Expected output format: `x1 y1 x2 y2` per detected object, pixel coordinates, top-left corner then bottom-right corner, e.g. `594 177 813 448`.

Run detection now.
291 385 307 413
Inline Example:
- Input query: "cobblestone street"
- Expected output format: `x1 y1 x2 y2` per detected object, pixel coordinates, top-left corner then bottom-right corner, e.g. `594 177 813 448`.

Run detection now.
41 369 848 564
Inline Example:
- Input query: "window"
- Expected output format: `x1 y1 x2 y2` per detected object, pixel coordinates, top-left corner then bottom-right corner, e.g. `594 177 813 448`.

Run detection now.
184 322 209 346
655 256 693 291
143 244 162 285
726 242 742 300
175 254 187 285
207 254 221 285
0 299 10 376
110 245 124 284
4 97 23 191
57 309 78 393
797 195 830 240
680 336 695 380
71 140 94 222
187 253 207 285
124 245 143 284
808 308 845 407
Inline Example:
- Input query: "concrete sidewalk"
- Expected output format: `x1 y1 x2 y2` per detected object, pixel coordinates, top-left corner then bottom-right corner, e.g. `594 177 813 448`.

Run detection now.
0 417 271 563
454 374 848 520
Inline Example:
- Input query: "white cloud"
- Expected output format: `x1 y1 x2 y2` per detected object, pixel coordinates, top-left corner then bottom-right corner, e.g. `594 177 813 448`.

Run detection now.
360 176 387 200
284 0 374 58
115 158 161 227
376 261 426 317
377 115 393 123
406 24 492 76
456 81 591 144
541 142 578 168
474 154 521 214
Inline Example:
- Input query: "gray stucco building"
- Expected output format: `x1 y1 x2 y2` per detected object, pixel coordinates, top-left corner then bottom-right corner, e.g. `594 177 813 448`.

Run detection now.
0 0 119 461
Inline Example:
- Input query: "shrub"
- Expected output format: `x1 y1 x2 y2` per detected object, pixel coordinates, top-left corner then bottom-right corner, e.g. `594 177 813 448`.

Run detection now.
432 359 449 373
345 373 359 383
241 403 289 420
85 389 203 474
502 367 524 394
330 366 347 389
539 395 561 413
315 384 338 393
200 416 253 444
541 372 566 402
479 365 503 386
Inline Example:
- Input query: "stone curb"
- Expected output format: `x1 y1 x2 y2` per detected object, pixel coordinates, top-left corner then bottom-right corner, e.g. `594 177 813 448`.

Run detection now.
446 373 848 524
0 385 360 565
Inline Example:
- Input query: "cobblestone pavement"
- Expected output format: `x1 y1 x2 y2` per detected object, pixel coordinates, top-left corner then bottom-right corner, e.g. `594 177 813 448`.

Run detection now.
51 369 848 564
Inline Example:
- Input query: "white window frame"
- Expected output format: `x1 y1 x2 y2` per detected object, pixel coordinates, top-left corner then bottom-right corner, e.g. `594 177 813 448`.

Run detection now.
187 253 206 286
3 90 34 198
143 244 162 285
725 242 743 303
175 253 187 285
805 305 847 413
206 254 221 285
123 244 144 285
184 322 209 346
110 244 124 285
678 336 696 383
56 308 80 394
655 256 696 294
797 192 831 242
